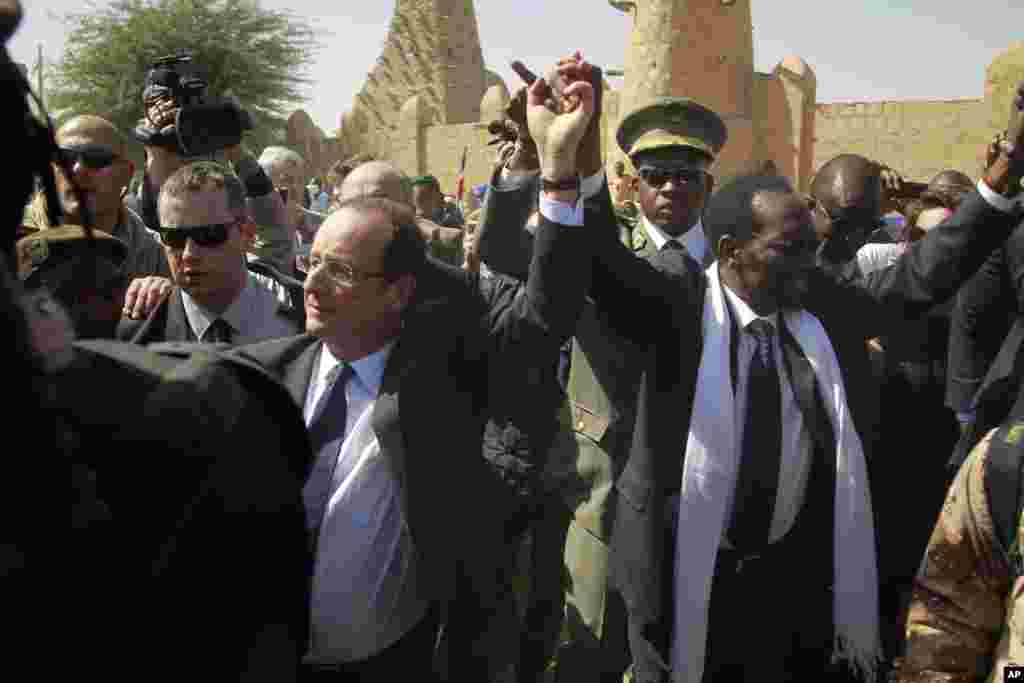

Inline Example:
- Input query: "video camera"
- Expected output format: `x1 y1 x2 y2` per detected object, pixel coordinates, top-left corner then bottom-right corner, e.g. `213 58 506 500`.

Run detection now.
132 52 254 157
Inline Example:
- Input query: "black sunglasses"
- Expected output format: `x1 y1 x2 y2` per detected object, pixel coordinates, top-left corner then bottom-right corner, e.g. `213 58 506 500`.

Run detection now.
158 222 234 249
637 166 707 188
814 202 884 232
57 145 119 170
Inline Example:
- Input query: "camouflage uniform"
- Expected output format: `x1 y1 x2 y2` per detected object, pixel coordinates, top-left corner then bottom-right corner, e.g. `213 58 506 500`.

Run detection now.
896 427 1023 683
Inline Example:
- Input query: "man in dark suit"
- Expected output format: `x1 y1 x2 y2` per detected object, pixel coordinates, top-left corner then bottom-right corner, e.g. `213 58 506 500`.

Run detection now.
585 114 1024 682
478 93 726 683
118 160 298 345
236 64 596 682
946 126 1024 470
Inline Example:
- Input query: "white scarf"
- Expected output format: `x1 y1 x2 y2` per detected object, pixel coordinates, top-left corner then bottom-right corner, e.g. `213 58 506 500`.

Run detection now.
670 262 880 683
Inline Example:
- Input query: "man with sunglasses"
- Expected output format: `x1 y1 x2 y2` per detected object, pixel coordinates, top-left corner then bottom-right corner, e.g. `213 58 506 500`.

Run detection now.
580 82 1024 683
476 92 726 683
117 161 298 346
24 115 171 281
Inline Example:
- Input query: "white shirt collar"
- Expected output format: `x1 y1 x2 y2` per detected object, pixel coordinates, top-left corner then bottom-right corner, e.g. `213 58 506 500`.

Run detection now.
720 281 779 332
181 275 253 340
641 214 707 262
316 341 394 397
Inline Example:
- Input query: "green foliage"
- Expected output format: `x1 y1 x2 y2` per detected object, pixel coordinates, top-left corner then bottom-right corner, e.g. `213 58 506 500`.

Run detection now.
47 0 321 155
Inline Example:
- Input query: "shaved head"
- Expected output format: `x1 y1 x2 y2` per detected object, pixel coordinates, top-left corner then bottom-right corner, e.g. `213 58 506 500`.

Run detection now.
810 154 881 214
339 161 413 206
57 115 129 158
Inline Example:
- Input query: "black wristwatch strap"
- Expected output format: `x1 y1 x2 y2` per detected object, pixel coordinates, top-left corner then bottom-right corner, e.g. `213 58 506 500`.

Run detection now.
540 176 580 193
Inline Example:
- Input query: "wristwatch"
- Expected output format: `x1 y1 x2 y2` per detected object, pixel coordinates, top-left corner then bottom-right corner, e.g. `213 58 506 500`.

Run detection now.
540 176 580 193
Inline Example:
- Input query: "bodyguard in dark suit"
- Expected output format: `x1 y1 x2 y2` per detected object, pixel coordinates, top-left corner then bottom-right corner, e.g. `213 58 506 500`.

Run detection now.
118 161 298 345
586 156 1023 683
237 67 597 682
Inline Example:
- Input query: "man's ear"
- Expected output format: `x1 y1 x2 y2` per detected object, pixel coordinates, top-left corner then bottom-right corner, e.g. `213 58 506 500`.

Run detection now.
387 274 416 313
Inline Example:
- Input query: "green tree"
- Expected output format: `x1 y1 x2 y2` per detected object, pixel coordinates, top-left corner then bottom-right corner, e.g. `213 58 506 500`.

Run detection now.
48 0 321 155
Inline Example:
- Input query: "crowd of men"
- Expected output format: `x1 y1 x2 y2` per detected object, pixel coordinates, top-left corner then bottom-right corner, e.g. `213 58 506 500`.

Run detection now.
0 0 1018 679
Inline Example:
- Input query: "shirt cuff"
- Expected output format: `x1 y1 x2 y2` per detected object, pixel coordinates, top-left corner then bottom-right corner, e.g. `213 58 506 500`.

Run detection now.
977 178 1024 213
539 194 583 227
580 170 606 200
955 411 976 424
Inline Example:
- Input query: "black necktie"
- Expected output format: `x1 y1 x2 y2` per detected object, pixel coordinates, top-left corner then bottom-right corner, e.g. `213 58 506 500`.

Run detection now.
661 239 684 251
303 362 354 536
205 318 233 344
729 319 783 551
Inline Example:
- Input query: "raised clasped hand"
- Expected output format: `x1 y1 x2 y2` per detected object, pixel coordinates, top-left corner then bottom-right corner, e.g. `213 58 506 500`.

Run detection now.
527 52 596 180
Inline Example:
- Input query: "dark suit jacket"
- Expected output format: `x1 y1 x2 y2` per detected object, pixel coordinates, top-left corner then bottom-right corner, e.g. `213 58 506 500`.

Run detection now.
478 171 695 540
946 218 1024 466
237 214 591 678
585 188 1021 683
117 283 296 346
117 287 195 344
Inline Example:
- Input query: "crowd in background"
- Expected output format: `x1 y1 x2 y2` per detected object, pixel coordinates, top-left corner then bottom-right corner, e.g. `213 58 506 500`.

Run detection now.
1 2 1021 681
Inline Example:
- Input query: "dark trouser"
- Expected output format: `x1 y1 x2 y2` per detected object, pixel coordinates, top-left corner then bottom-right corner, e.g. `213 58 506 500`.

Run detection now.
703 545 848 683
873 359 958 666
488 490 571 683
300 604 441 683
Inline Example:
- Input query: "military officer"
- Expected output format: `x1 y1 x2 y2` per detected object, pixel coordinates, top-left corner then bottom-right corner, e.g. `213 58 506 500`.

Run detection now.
549 97 727 683
477 94 727 682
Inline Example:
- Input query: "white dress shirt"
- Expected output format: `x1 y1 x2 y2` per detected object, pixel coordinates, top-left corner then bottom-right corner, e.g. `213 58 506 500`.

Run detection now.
642 214 709 263
720 284 814 545
856 242 906 276
181 272 298 344
303 341 429 664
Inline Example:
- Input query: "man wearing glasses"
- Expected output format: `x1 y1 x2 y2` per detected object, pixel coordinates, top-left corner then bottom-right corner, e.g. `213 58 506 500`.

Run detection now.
117 161 297 345
25 115 170 280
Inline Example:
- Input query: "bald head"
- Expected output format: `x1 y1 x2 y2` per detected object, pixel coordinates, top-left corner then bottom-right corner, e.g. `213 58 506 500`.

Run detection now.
57 115 130 158
339 161 413 206
810 154 881 214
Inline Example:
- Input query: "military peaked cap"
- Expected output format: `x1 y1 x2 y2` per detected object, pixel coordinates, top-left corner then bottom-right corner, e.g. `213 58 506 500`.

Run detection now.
617 97 728 161
16 226 128 287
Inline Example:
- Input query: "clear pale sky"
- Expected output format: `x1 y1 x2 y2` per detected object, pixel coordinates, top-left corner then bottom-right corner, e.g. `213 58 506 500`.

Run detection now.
9 0 1022 132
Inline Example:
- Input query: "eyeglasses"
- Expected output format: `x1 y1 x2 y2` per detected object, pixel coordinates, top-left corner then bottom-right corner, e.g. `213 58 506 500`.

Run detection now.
158 222 235 249
307 254 388 287
636 166 707 188
57 145 119 170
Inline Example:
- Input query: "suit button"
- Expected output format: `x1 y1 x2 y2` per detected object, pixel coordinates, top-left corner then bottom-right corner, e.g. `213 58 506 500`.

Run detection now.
577 420 585 430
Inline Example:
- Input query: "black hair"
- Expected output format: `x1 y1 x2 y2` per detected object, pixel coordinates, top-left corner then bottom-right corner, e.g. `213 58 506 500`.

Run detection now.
333 196 427 279
703 173 794 256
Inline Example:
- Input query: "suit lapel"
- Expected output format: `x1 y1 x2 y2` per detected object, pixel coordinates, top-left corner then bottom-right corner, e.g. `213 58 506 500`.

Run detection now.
283 340 321 410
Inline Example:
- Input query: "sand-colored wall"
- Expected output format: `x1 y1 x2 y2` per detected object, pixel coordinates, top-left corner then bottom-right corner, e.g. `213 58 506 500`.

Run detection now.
813 42 1023 182
813 99 992 182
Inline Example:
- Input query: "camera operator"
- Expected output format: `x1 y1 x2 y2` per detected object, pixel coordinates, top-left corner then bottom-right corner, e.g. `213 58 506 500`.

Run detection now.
122 53 301 318
126 54 296 274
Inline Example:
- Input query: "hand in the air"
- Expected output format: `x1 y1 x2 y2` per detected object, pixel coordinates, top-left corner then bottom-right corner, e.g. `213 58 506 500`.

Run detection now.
527 53 596 180
122 275 173 320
